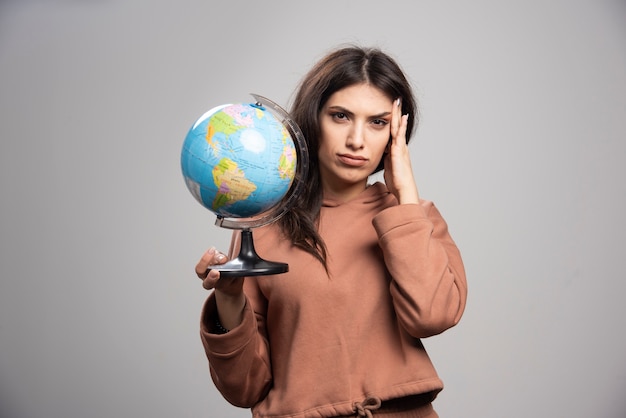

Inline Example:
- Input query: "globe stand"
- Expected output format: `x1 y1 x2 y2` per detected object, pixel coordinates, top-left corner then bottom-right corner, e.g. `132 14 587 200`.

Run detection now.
207 228 288 278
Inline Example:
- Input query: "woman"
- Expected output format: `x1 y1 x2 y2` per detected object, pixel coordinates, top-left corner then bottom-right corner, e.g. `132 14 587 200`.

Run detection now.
195 46 467 417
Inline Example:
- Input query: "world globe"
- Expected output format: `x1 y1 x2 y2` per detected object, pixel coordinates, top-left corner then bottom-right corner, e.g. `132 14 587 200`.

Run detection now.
182 102 295 219
181 94 308 277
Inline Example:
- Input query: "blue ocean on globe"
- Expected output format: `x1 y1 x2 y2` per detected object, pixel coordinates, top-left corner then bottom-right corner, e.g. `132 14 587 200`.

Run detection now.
181 103 297 219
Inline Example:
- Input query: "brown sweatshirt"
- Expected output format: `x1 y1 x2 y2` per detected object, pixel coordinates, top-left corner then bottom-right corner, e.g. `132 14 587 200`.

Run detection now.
200 182 467 417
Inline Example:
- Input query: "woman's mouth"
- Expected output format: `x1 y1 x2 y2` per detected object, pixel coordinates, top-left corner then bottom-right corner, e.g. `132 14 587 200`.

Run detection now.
337 154 368 167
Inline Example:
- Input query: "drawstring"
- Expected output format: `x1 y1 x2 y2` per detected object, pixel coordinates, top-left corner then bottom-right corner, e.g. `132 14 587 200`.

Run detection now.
353 397 382 417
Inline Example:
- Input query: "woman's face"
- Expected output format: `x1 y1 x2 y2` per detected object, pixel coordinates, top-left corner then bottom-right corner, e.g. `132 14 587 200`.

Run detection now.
318 83 393 200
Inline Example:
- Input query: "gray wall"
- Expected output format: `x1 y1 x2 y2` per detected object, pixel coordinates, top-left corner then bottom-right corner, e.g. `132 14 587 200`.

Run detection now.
1 1 624 417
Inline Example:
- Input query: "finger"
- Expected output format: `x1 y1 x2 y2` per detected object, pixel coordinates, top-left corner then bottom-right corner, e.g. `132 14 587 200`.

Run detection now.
390 97 402 141
196 247 227 278
202 268 221 290
195 248 213 278
398 113 409 145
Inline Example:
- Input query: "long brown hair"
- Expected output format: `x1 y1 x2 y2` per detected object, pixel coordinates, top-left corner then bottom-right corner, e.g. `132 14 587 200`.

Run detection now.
279 46 418 268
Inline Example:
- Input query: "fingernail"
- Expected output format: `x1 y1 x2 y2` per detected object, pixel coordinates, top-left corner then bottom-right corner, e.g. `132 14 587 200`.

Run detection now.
395 98 401 107
216 254 225 261
207 247 215 255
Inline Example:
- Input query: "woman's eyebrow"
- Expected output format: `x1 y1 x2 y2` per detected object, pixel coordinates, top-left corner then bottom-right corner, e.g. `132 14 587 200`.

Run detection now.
326 105 353 116
326 105 391 119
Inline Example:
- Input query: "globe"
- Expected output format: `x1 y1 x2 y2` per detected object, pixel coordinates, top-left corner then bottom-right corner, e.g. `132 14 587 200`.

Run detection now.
181 94 308 277
181 103 296 219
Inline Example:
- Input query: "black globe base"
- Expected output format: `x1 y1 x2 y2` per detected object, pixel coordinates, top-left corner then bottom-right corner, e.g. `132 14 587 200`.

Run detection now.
208 229 288 278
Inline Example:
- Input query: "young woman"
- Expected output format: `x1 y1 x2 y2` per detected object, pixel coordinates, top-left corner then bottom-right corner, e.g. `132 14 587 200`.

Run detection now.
195 46 468 418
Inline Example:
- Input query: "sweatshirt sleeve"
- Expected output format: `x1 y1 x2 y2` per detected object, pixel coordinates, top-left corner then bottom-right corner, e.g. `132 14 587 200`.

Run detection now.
372 201 468 338
199 291 272 407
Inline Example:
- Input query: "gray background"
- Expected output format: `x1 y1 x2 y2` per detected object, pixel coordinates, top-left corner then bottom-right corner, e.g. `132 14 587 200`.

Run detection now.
1 1 625 417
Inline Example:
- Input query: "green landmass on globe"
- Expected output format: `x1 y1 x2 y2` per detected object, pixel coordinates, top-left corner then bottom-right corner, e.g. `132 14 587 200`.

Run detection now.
211 158 257 211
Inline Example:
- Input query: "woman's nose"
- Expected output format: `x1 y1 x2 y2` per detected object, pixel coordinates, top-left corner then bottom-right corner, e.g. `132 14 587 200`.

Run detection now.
346 123 365 149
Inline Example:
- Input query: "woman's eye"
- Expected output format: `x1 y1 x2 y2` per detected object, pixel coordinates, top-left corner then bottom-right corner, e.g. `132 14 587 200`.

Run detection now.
372 119 389 126
332 112 347 120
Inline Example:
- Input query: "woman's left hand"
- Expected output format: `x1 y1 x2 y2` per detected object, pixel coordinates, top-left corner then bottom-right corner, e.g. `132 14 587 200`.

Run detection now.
384 98 420 204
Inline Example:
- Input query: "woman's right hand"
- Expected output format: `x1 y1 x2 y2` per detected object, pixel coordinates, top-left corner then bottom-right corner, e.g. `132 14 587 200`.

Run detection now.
196 247 246 331
195 247 244 296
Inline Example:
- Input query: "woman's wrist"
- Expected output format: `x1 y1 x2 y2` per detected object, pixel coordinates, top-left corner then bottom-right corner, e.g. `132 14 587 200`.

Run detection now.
213 316 231 334
214 289 246 331
397 184 420 205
